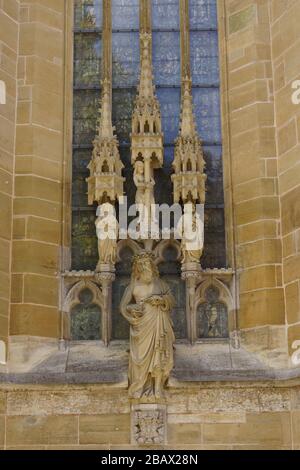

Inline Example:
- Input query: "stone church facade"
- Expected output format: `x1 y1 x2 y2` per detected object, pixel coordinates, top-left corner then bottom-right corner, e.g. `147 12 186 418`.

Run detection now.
0 0 299 449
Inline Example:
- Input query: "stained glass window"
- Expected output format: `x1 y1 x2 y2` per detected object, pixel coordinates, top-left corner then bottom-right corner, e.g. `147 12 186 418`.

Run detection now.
197 286 229 339
72 1 226 312
70 288 102 340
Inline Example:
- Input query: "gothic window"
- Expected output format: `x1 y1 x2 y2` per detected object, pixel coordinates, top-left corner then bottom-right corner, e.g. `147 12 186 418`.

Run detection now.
71 1 225 340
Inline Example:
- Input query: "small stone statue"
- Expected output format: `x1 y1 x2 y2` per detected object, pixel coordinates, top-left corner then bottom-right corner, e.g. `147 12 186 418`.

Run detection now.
120 252 175 399
179 203 204 264
133 160 156 234
95 203 118 268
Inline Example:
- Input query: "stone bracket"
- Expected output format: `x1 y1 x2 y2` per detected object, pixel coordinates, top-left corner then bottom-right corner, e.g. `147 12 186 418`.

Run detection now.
131 403 167 446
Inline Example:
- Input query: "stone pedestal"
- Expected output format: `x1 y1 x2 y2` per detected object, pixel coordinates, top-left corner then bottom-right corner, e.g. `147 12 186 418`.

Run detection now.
131 403 167 446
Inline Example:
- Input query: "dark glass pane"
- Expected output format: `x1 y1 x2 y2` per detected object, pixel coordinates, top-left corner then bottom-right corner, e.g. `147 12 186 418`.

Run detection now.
112 32 139 87
71 301 102 340
189 0 218 30
72 209 98 270
73 149 92 172
73 90 99 145
152 0 180 29
203 145 224 205
190 31 219 86
197 294 228 339
78 288 94 304
112 276 130 339
112 0 139 30
192 87 221 144
164 146 175 166
154 165 173 206
202 208 226 268
74 0 103 29
74 33 102 87
112 89 135 145
72 168 89 208
162 275 186 339
157 88 180 144
153 32 180 86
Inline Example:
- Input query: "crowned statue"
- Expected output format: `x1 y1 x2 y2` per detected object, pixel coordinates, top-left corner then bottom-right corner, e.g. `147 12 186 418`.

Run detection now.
120 252 175 399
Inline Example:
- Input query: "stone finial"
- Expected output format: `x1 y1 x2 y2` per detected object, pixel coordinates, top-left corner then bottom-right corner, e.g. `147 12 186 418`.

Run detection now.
131 33 163 170
172 76 206 204
86 78 124 205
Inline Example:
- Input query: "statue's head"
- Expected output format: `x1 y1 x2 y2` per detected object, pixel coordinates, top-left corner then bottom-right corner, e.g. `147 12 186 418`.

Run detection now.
131 251 159 284
134 160 144 175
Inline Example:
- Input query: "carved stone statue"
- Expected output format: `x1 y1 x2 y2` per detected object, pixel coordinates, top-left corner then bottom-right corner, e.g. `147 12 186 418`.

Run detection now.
120 252 175 399
177 203 204 264
133 160 156 234
95 203 118 268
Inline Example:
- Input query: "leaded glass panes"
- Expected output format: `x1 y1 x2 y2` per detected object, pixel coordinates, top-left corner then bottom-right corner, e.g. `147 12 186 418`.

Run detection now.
111 0 139 30
157 88 180 144
153 32 180 86
112 89 135 145
112 33 140 87
190 31 219 86
72 210 98 270
72 0 225 275
192 88 221 144
197 286 229 339
152 0 180 29
74 0 103 29
74 34 102 87
73 90 99 145
71 288 102 340
189 0 218 29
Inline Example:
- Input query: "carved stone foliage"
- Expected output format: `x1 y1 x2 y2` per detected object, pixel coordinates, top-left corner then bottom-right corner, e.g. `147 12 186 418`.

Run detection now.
132 404 167 446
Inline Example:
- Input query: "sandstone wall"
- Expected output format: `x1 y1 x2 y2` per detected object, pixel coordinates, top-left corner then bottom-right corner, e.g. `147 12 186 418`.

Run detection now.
10 0 72 339
0 382 299 449
222 0 285 350
269 0 300 355
0 0 299 357
0 0 20 356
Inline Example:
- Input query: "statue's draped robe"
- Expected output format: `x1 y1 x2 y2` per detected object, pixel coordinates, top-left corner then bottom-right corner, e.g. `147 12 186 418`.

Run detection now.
120 278 175 397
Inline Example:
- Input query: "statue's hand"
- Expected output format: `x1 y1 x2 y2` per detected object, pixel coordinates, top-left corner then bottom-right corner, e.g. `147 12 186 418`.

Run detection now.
147 295 164 307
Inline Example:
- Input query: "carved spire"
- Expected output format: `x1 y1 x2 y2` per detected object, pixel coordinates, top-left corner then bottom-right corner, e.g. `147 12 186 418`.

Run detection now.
131 0 163 170
172 0 206 205
86 0 124 206
180 76 197 138
97 77 114 139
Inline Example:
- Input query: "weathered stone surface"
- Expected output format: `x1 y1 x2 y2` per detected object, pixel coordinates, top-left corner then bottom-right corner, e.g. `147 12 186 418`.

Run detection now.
6 415 78 446
202 412 291 447
79 414 130 445
7 389 130 416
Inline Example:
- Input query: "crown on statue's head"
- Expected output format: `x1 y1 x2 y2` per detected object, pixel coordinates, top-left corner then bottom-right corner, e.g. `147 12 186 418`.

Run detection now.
132 251 154 264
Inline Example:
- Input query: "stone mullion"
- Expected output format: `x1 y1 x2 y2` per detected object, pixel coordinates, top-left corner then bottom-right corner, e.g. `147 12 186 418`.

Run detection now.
102 0 112 105
100 0 113 346
180 0 191 80
140 0 152 34
179 0 197 344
